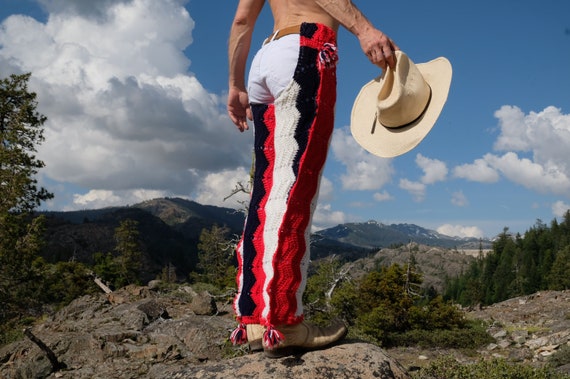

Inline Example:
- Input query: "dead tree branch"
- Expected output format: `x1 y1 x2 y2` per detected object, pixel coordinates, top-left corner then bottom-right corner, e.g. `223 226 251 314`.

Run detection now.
24 328 66 372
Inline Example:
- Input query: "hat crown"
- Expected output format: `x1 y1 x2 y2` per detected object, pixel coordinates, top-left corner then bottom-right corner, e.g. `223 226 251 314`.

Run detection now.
350 50 452 158
377 51 431 128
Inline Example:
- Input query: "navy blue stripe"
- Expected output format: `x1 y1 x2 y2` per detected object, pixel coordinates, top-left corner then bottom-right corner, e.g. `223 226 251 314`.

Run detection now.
290 24 320 179
238 103 270 316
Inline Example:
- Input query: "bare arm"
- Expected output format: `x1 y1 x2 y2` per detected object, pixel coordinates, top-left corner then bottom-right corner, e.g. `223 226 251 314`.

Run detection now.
227 0 265 132
315 0 399 69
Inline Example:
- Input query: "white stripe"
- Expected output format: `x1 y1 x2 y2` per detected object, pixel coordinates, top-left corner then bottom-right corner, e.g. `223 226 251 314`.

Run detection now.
261 81 302 321
234 240 244 317
295 196 317 317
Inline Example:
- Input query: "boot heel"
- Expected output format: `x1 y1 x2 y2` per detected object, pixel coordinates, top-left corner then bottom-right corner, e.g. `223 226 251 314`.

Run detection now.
263 346 295 359
249 339 263 352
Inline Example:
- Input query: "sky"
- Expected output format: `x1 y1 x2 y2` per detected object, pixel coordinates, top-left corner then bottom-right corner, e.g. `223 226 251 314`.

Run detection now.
1 0 569 239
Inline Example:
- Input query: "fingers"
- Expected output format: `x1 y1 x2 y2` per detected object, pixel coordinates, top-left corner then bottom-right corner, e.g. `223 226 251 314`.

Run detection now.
383 39 399 69
368 49 391 70
230 115 249 132
382 48 396 71
366 34 399 71
228 108 248 132
227 89 251 132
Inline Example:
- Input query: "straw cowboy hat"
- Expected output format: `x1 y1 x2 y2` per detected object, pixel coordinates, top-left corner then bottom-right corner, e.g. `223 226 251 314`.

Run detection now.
351 50 452 158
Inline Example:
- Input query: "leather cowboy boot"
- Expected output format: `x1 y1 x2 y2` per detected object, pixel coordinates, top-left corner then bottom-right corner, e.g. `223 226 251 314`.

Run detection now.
263 320 347 358
246 324 265 351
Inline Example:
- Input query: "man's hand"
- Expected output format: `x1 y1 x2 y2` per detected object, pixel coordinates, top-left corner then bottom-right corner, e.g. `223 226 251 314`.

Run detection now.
227 86 252 132
359 28 399 71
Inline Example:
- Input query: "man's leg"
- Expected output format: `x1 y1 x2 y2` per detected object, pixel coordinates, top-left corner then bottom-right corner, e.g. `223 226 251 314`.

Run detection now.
232 23 346 355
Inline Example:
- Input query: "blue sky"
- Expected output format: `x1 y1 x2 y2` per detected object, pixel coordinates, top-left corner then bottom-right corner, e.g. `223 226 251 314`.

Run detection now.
1 0 569 238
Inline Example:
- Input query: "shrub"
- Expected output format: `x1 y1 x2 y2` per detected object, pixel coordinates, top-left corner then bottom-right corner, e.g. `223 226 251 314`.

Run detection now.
389 321 493 349
412 355 570 379
549 344 570 369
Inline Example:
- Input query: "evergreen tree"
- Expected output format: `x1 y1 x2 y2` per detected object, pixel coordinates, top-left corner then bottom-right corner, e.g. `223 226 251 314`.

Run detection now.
304 256 352 324
446 214 570 306
356 264 420 336
192 225 235 289
558 211 570 247
0 73 53 214
114 219 143 287
492 237 518 301
342 262 466 346
0 214 46 320
0 73 53 324
92 219 143 289
548 245 570 290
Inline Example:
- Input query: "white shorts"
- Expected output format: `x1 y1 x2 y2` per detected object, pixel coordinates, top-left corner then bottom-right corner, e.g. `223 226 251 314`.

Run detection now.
247 34 300 104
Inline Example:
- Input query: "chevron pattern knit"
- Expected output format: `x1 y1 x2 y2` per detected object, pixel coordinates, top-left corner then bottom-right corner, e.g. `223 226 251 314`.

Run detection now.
233 23 338 332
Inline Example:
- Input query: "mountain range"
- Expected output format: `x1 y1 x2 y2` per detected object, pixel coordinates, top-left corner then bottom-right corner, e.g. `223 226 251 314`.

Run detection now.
38 197 491 281
315 220 490 249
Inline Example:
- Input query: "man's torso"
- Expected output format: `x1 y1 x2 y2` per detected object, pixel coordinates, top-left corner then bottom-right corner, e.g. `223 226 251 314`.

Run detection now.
268 0 339 32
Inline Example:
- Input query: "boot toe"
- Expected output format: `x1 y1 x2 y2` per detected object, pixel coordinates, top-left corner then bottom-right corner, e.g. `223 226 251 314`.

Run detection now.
263 320 347 358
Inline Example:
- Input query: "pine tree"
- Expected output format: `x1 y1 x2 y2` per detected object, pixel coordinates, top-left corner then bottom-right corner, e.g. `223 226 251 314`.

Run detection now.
92 219 143 289
548 246 570 290
193 225 235 289
0 73 53 324
113 219 142 287
0 73 53 214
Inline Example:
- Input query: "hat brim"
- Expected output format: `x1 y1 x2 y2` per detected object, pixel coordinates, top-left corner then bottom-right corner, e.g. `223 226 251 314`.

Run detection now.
350 56 452 158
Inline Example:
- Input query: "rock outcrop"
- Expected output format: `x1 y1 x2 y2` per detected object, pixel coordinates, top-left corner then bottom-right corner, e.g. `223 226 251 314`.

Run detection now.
2 285 568 378
386 290 570 375
149 343 409 379
0 285 409 379
469 291 570 365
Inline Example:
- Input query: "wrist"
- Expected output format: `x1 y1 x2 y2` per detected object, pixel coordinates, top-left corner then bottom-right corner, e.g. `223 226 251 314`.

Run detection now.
352 20 374 38
229 83 246 92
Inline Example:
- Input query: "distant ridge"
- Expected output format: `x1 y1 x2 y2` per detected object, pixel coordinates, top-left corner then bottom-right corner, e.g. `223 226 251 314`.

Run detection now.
314 220 490 250
38 198 491 281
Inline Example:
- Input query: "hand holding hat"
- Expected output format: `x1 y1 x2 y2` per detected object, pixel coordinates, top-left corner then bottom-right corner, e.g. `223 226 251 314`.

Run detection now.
351 50 452 158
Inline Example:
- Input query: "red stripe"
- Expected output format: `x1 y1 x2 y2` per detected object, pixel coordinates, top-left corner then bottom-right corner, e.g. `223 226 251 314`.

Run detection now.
246 105 276 323
269 24 337 325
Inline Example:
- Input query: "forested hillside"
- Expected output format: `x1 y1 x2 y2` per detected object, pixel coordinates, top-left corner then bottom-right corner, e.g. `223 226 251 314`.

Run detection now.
445 211 570 306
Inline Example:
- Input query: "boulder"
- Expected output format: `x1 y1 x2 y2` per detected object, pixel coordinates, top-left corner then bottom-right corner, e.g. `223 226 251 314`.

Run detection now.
148 342 410 379
190 291 217 316
0 286 408 379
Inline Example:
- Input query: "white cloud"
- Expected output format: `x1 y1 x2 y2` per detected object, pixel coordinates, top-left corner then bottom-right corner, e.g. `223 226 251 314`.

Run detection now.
317 176 334 202
331 127 394 191
0 0 253 210
194 168 251 210
494 106 570 163
398 154 445 201
493 105 532 152
437 224 484 239
454 106 570 198
490 106 570 194
552 200 570 218
484 152 570 196
37 0 133 20
453 158 500 183
451 191 468 207
416 154 447 184
373 190 393 202
312 203 347 231
72 189 171 210
399 179 426 202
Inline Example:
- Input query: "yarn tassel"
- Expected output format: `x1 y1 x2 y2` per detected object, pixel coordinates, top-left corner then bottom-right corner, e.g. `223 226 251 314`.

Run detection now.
318 42 338 69
230 323 248 346
263 326 285 350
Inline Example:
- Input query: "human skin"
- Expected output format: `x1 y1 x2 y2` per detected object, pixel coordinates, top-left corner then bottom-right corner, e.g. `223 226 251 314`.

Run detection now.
227 0 399 132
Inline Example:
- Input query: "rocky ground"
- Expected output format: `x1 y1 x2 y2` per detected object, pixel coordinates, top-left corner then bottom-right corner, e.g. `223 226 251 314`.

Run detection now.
0 285 568 379
388 290 570 374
